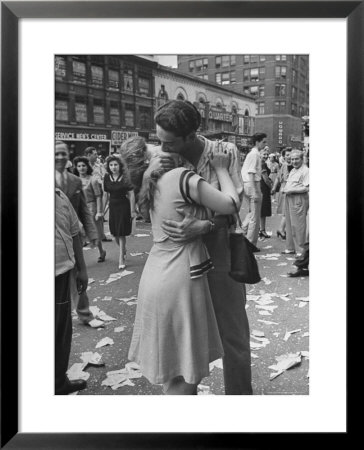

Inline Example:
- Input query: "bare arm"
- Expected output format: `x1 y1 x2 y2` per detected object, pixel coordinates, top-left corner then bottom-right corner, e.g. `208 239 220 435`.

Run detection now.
72 233 88 294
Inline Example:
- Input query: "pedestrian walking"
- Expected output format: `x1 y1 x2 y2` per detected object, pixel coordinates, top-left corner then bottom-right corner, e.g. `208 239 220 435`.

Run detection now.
282 149 309 255
73 156 106 263
241 132 267 248
259 147 273 239
103 155 137 270
125 137 240 395
129 100 252 395
55 188 88 394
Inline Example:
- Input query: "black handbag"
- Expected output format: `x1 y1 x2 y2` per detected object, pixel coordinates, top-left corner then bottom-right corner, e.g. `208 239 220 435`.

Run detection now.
228 198 261 284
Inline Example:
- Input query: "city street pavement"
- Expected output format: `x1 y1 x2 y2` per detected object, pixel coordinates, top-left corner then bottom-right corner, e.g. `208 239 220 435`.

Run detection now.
69 200 309 395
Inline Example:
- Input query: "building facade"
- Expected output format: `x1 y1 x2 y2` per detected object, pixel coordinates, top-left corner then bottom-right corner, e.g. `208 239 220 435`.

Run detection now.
178 55 309 151
55 55 256 159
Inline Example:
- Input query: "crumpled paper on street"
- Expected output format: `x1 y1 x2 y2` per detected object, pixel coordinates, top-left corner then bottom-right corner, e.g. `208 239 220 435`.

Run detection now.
209 359 223 370
134 234 149 237
67 363 90 381
269 352 302 380
89 306 117 322
283 329 301 341
102 362 143 389
80 352 104 367
101 296 112 301
258 319 278 325
256 304 278 312
259 310 272 316
105 271 134 285
116 295 138 303
111 379 135 390
297 296 309 302
197 384 214 395
114 326 126 333
130 252 144 256
251 329 265 337
96 337 114 348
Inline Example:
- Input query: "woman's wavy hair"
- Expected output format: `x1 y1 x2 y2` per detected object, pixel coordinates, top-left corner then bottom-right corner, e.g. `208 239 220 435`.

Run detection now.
120 136 163 218
72 156 93 176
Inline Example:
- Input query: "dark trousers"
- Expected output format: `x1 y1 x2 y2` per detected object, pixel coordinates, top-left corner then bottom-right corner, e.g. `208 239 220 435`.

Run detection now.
204 220 252 395
55 270 72 393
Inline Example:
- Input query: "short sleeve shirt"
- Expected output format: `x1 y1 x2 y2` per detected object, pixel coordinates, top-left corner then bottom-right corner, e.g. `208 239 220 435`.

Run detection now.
285 164 309 191
241 147 262 182
55 189 80 276
81 175 102 203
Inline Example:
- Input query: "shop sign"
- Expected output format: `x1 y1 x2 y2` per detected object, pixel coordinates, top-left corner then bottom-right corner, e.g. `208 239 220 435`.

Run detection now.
278 121 283 145
290 136 302 143
55 131 109 141
209 108 232 122
111 130 138 145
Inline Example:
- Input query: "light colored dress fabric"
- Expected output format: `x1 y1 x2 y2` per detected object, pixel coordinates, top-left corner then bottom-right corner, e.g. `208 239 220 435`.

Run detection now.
128 167 224 385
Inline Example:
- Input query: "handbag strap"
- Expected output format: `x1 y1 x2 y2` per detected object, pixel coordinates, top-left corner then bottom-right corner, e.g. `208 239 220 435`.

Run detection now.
230 196 243 228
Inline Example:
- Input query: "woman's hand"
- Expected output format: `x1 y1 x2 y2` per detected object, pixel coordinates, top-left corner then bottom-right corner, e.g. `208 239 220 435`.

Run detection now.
210 141 231 171
131 210 137 219
95 212 103 221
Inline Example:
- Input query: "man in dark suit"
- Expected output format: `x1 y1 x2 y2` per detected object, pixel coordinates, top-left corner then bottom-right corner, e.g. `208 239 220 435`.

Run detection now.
55 141 104 328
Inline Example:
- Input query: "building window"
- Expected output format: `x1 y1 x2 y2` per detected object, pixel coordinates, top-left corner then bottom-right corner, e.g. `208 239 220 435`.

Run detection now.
215 73 221 84
243 55 250 64
56 97 68 122
293 55 298 66
259 67 265 76
189 61 194 72
275 55 286 61
250 55 258 63
222 55 230 67
250 86 259 97
138 76 150 96
292 69 297 84
125 105 135 127
244 87 250 95
177 93 185 100
215 56 221 68
258 103 265 115
197 74 208 80
110 101 120 126
230 71 236 84
72 60 86 84
93 100 105 124
75 97 87 123
260 55 266 62
230 55 236 66
55 56 67 80
275 66 287 79
292 86 297 99
123 69 134 92
108 69 119 90
91 65 104 87
291 103 297 116
195 59 202 72
139 106 152 130
221 72 230 85
243 69 249 82
299 90 305 104
259 86 265 97
275 83 286 96
250 68 259 81
275 101 286 112
203 58 208 69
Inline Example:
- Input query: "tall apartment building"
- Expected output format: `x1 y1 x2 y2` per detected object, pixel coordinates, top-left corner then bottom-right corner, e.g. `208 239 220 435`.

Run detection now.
178 55 309 151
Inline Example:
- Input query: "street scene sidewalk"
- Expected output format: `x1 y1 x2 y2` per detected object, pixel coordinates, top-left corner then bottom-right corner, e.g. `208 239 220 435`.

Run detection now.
69 203 309 395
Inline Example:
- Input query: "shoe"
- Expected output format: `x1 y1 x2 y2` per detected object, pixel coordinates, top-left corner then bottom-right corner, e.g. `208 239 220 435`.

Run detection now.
276 231 286 240
259 230 271 239
288 268 309 277
281 250 295 255
119 260 126 270
102 237 112 242
87 318 105 328
97 250 106 262
56 379 87 395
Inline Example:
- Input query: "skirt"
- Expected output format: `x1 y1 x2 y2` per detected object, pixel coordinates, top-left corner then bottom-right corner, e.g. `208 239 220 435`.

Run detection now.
109 197 131 237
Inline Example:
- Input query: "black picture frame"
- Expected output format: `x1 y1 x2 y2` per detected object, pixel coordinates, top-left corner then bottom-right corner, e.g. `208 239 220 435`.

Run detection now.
1 1 360 447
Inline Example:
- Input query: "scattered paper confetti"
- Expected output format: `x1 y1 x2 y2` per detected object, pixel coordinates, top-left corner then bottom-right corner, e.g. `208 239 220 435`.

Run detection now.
269 352 302 380
299 302 308 308
266 257 279 261
209 359 223 370
111 379 135 390
302 332 309 337
296 296 309 302
96 337 114 348
130 252 144 256
273 332 280 337
88 278 95 284
114 326 126 333
283 329 302 341
252 330 265 337
259 310 272 316
256 304 278 312
247 295 260 301
250 341 265 349
105 271 134 284
263 246 273 249
101 296 112 301
198 384 214 395
301 351 309 359
134 234 149 237
67 363 90 381
116 295 138 303
258 319 278 325
80 352 104 367
277 263 288 266
251 353 259 359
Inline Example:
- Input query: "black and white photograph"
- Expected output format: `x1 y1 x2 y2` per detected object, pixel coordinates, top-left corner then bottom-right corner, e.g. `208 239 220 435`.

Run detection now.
55 54 310 396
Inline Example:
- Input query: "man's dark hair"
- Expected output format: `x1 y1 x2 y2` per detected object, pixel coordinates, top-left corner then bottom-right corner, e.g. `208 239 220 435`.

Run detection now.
251 133 267 145
84 146 97 157
154 100 201 139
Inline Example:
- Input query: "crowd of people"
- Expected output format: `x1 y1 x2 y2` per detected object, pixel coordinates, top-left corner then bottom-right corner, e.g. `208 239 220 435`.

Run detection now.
55 100 309 395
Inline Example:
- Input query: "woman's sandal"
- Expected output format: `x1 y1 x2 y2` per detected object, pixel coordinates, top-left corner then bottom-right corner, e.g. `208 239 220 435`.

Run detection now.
97 250 106 263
